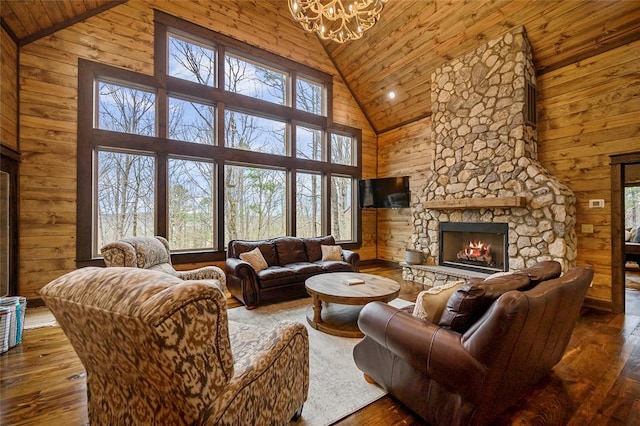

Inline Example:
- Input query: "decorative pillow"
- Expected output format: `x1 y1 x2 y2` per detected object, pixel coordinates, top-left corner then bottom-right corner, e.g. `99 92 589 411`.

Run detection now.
413 280 465 323
321 244 343 261
438 273 531 333
239 247 268 272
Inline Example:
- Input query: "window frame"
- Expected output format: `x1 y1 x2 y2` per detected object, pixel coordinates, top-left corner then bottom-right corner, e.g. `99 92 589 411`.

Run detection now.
76 11 362 267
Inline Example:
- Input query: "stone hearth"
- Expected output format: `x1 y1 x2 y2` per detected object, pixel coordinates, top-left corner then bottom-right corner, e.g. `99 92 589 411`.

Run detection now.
404 27 577 286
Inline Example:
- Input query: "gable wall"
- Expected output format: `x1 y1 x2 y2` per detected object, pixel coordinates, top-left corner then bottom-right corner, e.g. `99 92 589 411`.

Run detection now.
16 1 376 300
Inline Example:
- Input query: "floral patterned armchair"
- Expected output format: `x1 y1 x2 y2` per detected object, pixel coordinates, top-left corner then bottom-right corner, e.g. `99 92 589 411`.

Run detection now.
101 235 226 292
40 267 309 425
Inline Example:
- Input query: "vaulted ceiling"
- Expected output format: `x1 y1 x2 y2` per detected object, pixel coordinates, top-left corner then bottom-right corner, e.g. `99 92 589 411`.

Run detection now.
2 0 640 134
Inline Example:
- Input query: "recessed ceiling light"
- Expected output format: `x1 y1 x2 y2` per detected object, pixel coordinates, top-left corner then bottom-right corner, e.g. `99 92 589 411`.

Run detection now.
388 91 396 99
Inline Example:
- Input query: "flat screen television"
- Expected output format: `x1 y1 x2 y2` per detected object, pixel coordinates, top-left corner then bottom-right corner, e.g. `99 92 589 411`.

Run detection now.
359 176 410 208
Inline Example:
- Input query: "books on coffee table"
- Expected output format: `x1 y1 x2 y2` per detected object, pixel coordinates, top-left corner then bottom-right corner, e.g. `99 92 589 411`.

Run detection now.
343 278 365 286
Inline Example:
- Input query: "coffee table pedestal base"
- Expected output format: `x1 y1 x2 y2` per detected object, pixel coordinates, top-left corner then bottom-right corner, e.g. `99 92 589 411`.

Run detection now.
305 303 364 338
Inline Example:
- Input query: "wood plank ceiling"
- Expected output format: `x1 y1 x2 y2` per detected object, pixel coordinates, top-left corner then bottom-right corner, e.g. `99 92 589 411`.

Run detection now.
2 0 640 134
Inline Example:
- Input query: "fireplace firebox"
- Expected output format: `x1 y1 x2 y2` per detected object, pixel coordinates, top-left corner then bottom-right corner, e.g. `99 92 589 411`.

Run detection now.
439 222 508 274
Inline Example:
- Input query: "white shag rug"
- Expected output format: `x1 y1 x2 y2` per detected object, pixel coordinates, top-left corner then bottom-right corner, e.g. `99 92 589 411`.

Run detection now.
227 297 413 426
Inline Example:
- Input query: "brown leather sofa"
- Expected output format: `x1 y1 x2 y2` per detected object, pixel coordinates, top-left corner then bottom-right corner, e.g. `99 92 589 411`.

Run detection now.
353 262 592 426
226 235 360 309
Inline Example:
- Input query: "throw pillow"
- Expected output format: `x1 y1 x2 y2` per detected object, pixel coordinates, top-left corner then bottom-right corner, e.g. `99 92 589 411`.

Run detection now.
438 273 531 333
413 280 465 323
239 247 268 272
321 244 343 261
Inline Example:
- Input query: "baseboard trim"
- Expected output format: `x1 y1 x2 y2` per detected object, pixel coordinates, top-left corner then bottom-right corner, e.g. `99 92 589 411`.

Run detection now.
582 297 613 313
360 259 401 268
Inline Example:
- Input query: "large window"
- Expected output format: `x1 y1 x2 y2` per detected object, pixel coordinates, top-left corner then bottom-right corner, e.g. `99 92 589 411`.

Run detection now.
77 11 361 265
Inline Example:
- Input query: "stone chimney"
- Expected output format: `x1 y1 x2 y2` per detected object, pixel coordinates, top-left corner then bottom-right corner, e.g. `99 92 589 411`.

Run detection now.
406 27 576 284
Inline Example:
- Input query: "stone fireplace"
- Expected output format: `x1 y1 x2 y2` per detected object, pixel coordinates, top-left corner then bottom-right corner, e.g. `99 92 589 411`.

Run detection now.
403 27 577 286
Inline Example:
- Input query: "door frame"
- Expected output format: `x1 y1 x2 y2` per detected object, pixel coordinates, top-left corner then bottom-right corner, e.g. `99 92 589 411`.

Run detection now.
611 151 640 314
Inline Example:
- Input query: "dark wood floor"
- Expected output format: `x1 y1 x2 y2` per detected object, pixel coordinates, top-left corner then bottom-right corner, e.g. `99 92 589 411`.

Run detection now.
2 263 640 425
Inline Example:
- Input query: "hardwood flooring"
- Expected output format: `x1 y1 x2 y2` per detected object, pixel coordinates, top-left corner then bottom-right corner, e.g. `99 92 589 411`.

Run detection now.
2 264 640 425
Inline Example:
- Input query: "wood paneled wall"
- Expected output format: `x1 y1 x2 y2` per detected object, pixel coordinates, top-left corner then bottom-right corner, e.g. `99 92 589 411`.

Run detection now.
16 1 375 300
537 39 640 303
376 117 433 261
1 26 18 150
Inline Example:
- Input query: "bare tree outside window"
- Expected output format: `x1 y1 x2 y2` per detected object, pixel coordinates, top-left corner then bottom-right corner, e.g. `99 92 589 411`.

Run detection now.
224 165 286 241
97 82 155 136
168 97 215 144
169 158 214 250
331 133 353 165
297 125 323 161
225 110 285 155
95 82 156 255
96 151 155 251
331 175 352 242
297 172 321 237
297 78 323 115
626 186 640 236
168 35 215 87
225 55 286 105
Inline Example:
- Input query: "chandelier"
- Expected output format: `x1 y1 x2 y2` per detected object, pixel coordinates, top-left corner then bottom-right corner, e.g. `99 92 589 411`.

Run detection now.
288 0 387 43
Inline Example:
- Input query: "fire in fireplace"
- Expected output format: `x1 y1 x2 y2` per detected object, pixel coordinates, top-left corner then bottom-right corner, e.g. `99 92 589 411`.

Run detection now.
439 222 508 273
458 240 494 266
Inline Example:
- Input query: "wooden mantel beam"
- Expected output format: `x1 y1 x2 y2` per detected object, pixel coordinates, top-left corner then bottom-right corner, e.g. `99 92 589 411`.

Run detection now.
423 196 527 210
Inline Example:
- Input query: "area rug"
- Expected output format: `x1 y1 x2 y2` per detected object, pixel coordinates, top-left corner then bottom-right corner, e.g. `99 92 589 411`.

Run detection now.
23 306 58 330
228 297 413 426
20 297 413 424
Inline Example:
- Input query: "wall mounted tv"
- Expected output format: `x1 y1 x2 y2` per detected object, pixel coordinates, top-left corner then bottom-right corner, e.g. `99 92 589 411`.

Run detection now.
359 176 410 208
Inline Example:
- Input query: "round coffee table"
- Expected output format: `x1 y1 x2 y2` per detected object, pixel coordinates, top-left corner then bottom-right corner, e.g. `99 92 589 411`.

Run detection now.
304 272 400 338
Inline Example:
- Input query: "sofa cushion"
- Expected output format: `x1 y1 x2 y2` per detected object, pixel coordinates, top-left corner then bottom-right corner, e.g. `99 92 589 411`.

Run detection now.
239 247 268 273
321 244 343 261
439 272 531 333
304 236 336 262
316 260 354 272
285 262 323 276
231 240 278 266
257 267 296 288
276 237 308 265
413 281 465 323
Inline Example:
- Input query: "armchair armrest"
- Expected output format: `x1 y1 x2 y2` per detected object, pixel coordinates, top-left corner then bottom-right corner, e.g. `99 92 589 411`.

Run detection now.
210 320 309 424
176 265 226 291
357 302 487 402
342 249 360 271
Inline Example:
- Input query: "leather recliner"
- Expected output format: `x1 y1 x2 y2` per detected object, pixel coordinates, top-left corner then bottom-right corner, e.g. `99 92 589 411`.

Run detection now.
353 265 593 426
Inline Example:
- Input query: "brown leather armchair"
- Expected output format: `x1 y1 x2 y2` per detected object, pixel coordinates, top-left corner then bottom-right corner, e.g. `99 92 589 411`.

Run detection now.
353 265 593 426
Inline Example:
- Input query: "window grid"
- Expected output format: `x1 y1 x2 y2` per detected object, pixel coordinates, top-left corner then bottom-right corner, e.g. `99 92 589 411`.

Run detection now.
77 11 361 266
